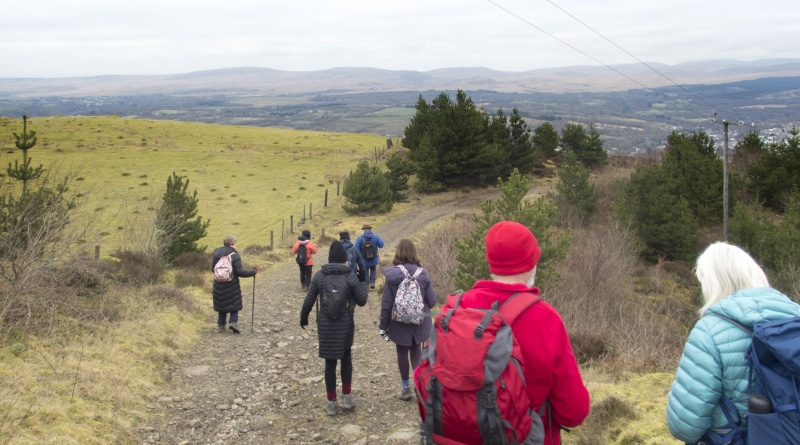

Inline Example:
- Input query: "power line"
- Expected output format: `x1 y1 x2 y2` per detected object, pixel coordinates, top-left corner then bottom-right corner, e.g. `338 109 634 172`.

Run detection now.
543 0 740 122
485 0 739 123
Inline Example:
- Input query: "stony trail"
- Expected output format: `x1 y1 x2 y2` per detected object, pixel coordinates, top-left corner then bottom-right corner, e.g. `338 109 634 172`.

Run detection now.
137 187 553 445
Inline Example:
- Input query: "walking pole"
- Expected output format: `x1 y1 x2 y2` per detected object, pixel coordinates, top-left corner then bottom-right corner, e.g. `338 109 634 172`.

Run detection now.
366 291 377 326
251 276 256 332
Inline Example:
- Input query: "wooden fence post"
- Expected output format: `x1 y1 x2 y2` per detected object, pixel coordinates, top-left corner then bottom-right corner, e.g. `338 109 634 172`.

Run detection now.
321 228 325 238
303 204 306 221
309 202 313 219
270 231 274 250
282 219 285 241
95 245 100 260
324 189 328 207
337 181 340 196
290 215 293 233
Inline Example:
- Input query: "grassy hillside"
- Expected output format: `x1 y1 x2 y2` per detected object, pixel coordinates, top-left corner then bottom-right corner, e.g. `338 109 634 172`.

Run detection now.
0 116 389 252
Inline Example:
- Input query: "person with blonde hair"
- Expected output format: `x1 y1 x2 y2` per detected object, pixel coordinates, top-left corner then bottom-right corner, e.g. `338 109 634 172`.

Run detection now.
667 242 800 443
211 235 257 333
379 239 437 400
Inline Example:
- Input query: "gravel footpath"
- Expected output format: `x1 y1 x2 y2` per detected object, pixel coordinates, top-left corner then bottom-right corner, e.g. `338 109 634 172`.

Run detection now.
136 188 529 445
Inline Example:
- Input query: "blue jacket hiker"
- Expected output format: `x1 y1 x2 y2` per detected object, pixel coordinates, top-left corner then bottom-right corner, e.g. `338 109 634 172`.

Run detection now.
666 242 800 443
354 224 384 289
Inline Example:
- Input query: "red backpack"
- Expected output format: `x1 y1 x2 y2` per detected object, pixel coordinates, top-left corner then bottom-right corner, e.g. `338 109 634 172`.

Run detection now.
415 291 544 445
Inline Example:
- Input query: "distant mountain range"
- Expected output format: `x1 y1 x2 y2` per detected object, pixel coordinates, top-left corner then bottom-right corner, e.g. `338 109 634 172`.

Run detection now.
2 59 800 97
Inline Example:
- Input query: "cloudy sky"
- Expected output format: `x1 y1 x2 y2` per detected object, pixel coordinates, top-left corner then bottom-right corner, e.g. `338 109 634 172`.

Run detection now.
3 0 799 78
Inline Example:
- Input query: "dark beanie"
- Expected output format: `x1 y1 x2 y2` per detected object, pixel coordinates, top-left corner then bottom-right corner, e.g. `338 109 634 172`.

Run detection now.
329 240 348 263
339 231 350 241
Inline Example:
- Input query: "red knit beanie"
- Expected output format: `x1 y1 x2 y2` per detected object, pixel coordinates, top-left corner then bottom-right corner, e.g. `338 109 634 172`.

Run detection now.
485 221 541 275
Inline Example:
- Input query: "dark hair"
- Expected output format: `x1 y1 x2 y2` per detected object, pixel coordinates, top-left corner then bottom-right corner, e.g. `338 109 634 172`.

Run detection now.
393 239 420 266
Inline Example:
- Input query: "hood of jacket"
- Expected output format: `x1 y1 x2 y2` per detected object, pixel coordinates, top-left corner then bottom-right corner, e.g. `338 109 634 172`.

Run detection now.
298 235 309 241
705 287 800 326
321 263 351 275
360 231 374 241
341 240 355 249
383 263 422 286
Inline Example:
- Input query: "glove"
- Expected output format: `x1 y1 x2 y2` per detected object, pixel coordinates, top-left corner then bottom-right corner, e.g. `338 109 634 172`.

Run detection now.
300 317 308 329
379 329 390 342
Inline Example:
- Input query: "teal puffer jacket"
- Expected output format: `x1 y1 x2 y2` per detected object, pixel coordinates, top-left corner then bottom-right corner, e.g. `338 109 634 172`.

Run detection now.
666 287 800 443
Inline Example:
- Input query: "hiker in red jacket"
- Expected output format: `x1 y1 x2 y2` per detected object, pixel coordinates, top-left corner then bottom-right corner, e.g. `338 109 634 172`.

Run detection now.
417 221 590 444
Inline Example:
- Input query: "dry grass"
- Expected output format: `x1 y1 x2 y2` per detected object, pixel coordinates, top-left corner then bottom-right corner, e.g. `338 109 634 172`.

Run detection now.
0 284 211 444
415 213 476 302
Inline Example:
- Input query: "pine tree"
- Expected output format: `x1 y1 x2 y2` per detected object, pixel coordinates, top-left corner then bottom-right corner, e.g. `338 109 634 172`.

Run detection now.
508 108 535 174
453 169 571 292
342 161 393 213
156 172 210 264
551 152 599 225
7 115 44 194
401 94 431 151
532 122 559 158
385 154 416 201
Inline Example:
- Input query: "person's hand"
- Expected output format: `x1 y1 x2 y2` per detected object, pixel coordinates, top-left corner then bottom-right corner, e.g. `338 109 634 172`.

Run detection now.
379 329 390 342
300 317 308 329
254 267 258 275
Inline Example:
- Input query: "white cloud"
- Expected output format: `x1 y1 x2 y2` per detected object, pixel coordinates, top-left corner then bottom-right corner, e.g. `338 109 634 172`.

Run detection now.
1 0 799 77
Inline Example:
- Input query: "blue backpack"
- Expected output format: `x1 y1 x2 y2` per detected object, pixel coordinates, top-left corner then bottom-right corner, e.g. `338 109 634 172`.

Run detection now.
700 315 800 445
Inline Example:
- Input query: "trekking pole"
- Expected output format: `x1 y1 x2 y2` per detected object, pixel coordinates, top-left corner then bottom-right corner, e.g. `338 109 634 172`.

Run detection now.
366 292 378 326
251 276 256 332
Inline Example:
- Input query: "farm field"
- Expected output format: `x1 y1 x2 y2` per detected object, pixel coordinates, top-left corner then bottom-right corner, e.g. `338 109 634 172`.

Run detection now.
0 116 390 252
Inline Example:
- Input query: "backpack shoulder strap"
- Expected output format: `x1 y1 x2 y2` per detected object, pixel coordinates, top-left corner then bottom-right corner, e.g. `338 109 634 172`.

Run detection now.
412 267 423 278
397 264 409 277
705 313 754 335
498 292 542 326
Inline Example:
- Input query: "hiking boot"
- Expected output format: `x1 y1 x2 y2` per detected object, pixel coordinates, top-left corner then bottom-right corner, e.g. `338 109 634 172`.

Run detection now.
370 283 376 290
341 393 354 409
400 385 413 401
217 325 225 333
326 400 338 416
228 323 240 334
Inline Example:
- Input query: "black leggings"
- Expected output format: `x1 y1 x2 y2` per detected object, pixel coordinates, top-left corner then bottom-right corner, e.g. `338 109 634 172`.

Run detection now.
299 264 313 286
396 341 422 381
324 348 352 391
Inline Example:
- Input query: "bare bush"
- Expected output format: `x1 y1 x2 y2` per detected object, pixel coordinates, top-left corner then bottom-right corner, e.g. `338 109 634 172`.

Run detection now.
112 250 164 285
548 220 685 371
242 244 272 256
416 213 476 303
147 286 194 310
0 166 98 330
174 270 205 288
175 251 211 272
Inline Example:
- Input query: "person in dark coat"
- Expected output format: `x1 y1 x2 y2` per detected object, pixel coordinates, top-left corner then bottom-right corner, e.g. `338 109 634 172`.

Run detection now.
379 239 437 400
300 241 368 416
211 235 257 334
339 231 366 284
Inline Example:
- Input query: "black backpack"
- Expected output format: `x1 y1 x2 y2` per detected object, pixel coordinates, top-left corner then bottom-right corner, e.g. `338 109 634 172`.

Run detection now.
361 236 376 262
321 273 349 320
295 243 308 265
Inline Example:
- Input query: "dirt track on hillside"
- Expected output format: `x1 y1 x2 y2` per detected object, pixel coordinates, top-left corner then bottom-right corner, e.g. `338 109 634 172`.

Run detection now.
137 185 550 445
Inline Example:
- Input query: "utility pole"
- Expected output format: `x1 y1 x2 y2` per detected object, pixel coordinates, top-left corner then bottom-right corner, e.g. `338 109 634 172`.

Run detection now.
711 114 743 242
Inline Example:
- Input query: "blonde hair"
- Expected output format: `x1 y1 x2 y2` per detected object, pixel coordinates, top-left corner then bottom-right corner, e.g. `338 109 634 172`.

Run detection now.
696 242 769 316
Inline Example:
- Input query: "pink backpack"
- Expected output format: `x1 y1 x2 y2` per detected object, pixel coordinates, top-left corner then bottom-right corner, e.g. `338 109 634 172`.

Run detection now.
213 253 234 282
391 264 425 325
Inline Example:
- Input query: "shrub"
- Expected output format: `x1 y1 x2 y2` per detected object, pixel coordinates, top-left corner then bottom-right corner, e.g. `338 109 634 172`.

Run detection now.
113 250 164 285
174 270 205 288
175 251 211 271
147 286 194 310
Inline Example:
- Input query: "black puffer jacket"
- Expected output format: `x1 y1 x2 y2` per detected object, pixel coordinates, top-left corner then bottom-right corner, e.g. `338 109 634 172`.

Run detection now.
211 245 256 313
300 263 368 359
